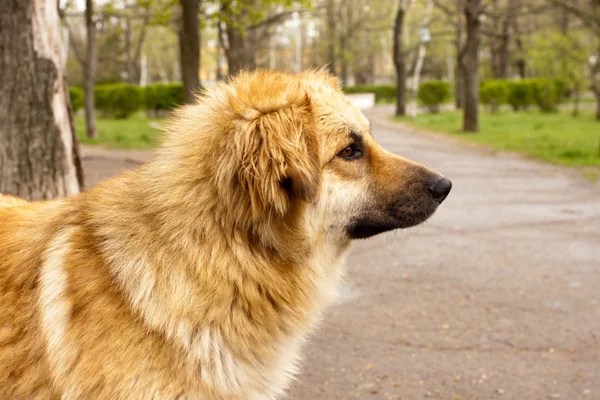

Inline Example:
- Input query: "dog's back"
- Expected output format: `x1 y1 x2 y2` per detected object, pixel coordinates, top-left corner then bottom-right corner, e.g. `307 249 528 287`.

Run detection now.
0 198 68 398
0 194 28 207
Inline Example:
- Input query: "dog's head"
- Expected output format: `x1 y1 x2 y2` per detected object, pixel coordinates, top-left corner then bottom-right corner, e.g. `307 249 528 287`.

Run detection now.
162 70 450 246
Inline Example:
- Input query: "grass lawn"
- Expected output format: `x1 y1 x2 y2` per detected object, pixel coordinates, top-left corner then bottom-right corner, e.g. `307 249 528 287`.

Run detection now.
396 109 600 170
75 112 165 149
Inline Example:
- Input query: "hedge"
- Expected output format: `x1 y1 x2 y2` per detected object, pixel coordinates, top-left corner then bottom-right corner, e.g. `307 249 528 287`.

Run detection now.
530 78 567 113
480 80 508 113
144 83 185 116
506 78 567 113
417 81 450 113
507 80 534 111
94 84 142 119
343 85 396 103
68 87 84 112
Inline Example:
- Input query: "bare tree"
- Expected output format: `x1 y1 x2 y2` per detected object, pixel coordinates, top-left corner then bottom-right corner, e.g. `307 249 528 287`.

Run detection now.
0 0 84 200
179 0 201 103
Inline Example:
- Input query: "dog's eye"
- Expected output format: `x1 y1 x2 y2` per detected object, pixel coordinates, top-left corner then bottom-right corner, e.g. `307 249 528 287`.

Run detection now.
338 143 363 160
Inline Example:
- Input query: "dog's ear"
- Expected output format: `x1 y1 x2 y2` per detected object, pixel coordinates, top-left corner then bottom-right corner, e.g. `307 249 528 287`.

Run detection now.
233 95 320 217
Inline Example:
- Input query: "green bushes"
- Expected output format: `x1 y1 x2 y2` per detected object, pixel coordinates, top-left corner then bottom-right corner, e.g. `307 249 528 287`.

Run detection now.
507 80 534 111
343 85 396 103
417 81 450 113
83 83 186 118
144 83 185 116
480 80 508 113
506 79 567 113
68 87 84 112
531 78 567 112
94 84 142 119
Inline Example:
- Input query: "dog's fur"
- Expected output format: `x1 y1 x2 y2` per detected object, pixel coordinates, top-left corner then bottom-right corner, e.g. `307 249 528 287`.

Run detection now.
0 70 448 399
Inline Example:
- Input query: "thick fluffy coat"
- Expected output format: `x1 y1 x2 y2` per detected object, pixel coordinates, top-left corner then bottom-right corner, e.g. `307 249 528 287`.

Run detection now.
0 71 450 399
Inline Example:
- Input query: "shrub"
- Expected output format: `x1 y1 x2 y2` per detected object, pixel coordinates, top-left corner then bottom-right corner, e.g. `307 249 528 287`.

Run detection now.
507 80 534 111
69 87 84 112
553 78 569 100
343 85 397 103
480 80 508 113
143 83 185 117
94 84 142 119
530 78 566 113
417 81 450 113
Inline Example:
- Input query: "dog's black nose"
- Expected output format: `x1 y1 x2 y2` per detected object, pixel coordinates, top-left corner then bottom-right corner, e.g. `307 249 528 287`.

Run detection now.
428 177 452 203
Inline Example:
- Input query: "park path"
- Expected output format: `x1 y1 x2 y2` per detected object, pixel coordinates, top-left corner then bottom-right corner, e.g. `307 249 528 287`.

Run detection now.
81 106 600 400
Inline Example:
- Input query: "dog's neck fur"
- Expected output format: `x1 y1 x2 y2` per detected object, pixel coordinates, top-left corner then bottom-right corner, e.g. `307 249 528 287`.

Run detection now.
82 162 350 397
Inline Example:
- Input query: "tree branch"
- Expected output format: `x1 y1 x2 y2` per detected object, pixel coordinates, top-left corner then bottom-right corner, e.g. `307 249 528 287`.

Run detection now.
433 0 456 16
550 0 600 33
62 18 86 67
133 13 151 66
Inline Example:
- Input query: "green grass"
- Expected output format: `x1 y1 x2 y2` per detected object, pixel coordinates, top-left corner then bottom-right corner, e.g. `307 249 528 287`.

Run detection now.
75 112 164 149
397 109 600 168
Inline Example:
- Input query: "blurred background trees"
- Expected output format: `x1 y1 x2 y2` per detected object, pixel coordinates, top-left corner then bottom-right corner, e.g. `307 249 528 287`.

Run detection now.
2 0 593 128
58 0 600 132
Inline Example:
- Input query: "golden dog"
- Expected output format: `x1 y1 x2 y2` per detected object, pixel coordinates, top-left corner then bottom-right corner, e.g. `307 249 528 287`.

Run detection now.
0 70 451 399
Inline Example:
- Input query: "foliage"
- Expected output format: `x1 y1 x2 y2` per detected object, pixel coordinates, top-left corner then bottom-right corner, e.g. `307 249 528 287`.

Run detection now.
530 78 566 113
94 84 143 119
68 87 84 112
75 112 163 148
397 109 600 168
507 80 534 111
343 85 397 103
417 81 450 113
480 80 508 113
143 83 186 116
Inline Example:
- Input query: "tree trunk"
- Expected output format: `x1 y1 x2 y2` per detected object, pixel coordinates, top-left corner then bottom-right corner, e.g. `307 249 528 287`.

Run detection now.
132 15 150 85
125 16 135 83
340 35 349 85
462 0 481 133
393 2 409 116
84 0 97 139
339 0 353 86
408 0 433 119
595 91 600 121
225 24 256 75
178 0 201 104
497 16 511 78
514 33 526 78
220 1 257 76
0 0 83 200
591 56 600 121
496 0 515 79
325 0 337 75
572 83 580 117
455 14 464 109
